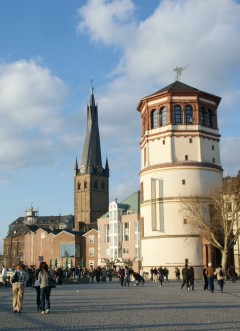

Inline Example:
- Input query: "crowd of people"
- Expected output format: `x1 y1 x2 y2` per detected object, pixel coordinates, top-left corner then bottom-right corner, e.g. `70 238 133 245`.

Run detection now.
1 261 239 315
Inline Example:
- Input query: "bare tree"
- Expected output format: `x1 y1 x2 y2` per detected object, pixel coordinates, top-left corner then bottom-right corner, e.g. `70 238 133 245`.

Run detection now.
181 176 240 270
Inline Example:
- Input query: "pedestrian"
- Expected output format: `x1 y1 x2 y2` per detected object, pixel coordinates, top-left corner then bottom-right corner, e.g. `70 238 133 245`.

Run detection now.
95 267 101 283
175 267 180 281
34 263 43 311
89 267 95 283
188 266 195 290
206 262 214 293
124 266 130 286
132 271 145 286
38 262 55 314
153 267 158 282
214 265 225 292
158 266 164 287
108 267 112 282
1 265 7 287
150 267 154 281
11 264 27 313
118 266 125 286
203 266 208 290
101 267 107 282
163 267 169 282
181 264 189 290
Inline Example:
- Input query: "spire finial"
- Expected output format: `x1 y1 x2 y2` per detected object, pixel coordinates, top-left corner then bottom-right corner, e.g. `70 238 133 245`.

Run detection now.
173 65 189 81
90 77 94 94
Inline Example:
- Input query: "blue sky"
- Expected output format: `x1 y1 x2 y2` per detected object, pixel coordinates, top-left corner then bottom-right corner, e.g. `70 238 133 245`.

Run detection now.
0 0 240 251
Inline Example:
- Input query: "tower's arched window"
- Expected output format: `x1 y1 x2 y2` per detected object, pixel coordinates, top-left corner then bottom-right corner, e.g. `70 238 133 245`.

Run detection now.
78 182 81 190
84 181 87 189
94 180 98 189
185 105 193 124
101 181 105 190
174 105 182 124
160 106 167 126
205 109 213 128
151 109 158 129
199 107 205 126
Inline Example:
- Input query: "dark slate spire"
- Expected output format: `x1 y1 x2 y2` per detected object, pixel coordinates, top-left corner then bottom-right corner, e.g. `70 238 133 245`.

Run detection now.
81 85 102 172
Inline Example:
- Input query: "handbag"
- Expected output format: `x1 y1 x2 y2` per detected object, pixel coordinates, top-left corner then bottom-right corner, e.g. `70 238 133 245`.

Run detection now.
11 272 18 283
47 272 56 288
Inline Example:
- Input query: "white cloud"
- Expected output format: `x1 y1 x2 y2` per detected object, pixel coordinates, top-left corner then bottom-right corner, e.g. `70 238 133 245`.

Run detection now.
77 0 240 196
0 59 70 174
77 0 136 47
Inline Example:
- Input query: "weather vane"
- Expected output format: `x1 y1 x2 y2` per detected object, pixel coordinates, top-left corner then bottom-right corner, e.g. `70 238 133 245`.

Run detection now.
173 65 189 81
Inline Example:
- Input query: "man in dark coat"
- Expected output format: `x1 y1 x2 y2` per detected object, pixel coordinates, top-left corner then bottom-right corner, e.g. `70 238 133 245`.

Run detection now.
181 264 189 290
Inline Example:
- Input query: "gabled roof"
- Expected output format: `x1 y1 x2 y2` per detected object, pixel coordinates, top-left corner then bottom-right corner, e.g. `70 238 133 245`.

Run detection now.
82 228 98 237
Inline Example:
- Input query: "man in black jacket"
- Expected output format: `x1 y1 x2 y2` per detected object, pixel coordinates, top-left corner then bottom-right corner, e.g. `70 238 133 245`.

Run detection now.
181 264 189 290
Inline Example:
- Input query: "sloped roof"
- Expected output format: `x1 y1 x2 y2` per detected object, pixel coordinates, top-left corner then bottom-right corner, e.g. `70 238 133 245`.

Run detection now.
100 190 140 218
142 81 221 100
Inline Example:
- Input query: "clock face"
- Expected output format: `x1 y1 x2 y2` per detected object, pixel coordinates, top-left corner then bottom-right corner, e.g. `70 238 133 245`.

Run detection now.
80 165 86 174
97 165 103 172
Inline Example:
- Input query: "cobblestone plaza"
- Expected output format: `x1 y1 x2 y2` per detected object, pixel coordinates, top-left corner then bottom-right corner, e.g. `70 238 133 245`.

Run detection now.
0 279 240 330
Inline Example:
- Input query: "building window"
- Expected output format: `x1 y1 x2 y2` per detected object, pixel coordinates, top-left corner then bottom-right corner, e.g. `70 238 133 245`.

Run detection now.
123 223 129 241
78 182 81 190
174 105 182 124
94 180 97 189
104 224 110 243
144 147 147 167
123 247 129 254
200 107 205 126
212 158 215 163
205 109 213 128
60 244 80 258
84 181 87 189
162 140 165 145
185 105 193 124
101 181 105 190
160 106 167 126
151 109 158 129
89 248 94 257
182 179 186 185
185 155 188 161
183 219 187 224
212 145 214 150
89 235 94 244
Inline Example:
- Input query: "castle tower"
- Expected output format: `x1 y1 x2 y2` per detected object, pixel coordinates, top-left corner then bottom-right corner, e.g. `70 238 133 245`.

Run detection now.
74 86 109 231
137 81 222 277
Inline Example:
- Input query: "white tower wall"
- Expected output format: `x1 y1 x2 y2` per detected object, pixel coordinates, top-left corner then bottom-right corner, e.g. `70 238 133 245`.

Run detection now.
137 81 222 279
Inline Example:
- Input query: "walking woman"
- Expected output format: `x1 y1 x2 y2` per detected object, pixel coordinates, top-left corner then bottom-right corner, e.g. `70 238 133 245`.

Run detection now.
11 264 27 313
38 263 55 314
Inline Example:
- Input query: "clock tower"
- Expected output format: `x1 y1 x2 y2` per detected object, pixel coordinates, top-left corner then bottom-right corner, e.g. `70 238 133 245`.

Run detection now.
74 86 109 231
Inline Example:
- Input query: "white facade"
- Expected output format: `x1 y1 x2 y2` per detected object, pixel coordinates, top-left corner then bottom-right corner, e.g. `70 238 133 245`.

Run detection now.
138 81 223 278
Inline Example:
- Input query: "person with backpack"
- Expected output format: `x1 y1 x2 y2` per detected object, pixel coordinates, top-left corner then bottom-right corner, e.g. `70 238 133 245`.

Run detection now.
38 262 55 314
11 264 28 313
214 265 225 292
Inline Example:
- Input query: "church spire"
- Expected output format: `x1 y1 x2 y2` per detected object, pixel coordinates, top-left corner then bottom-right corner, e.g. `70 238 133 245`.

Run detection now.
80 83 102 173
